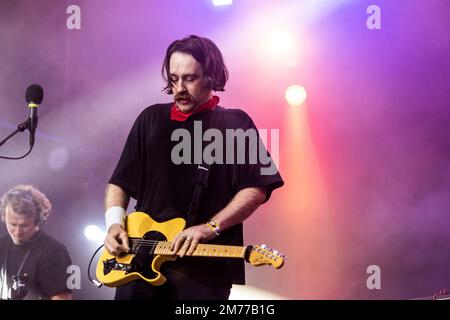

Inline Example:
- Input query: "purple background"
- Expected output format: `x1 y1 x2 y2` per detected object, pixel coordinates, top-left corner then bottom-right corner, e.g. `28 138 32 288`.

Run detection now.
0 0 449 299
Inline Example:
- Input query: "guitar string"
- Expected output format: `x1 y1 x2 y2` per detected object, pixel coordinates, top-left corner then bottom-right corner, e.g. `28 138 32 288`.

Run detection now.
123 240 272 261
129 241 230 249
128 239 243 256
129 242 218 255
129 244 242 257
129 239 232 247
129 238 238 246
130 242 157 254
129 239 245 251
120 240 274 258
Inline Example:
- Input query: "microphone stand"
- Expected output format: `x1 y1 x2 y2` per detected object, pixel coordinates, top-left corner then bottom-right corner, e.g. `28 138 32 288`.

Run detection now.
0 118 34 160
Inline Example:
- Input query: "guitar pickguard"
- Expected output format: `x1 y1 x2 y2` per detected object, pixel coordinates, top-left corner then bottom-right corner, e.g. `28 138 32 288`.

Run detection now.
101 231 166 279
96 212 186 287
129 231 167 279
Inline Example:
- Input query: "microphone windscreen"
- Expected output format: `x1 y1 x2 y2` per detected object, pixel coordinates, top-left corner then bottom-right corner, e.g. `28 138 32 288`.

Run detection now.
25 84 44 104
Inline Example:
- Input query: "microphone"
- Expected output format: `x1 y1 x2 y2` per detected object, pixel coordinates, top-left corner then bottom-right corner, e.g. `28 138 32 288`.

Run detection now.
25 84 44 146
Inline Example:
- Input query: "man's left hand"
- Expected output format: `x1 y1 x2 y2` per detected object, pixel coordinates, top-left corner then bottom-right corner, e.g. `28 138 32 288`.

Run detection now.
170 223 217 258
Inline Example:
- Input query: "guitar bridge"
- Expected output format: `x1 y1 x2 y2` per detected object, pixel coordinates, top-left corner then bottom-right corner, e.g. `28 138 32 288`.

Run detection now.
103 258 132 275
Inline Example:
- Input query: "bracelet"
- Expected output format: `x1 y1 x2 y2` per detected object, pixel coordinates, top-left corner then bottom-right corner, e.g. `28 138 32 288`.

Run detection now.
206 220 220 236
105 206 126 231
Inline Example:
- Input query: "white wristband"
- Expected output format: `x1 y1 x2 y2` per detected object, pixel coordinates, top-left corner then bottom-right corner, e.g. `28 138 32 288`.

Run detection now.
105 206 126 232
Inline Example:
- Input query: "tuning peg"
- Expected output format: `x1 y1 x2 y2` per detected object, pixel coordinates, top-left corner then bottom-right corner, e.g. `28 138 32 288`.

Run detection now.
261 244 267 249
273 250 279 255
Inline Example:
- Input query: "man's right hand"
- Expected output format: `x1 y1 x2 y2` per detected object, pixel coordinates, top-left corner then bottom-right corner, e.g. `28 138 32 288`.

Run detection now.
104 224 130 256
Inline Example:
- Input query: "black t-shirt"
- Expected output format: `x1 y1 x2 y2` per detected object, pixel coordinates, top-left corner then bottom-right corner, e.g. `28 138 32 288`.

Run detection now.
0 231 72 300
109 103 284 284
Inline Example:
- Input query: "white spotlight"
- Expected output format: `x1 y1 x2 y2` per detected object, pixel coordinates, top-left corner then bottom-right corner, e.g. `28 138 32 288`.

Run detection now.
213 0 232 7
268 31 295 54
255 28 300 67
285 84 307 106
84 225 106 245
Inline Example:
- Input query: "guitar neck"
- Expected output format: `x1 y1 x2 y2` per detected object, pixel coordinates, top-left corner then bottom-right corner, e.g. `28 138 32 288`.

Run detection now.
155 241 247 259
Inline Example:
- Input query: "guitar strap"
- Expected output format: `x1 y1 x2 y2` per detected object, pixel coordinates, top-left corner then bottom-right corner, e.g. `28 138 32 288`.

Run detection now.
185 109 225 227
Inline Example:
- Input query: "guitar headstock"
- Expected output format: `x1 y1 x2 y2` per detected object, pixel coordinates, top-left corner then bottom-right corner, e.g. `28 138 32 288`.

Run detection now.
246 244 286 269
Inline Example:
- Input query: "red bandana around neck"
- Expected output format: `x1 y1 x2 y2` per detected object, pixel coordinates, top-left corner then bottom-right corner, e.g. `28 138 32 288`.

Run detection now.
170 95 219 122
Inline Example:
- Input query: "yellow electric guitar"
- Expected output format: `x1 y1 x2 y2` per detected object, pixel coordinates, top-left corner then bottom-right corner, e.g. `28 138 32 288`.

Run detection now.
95 211 286 287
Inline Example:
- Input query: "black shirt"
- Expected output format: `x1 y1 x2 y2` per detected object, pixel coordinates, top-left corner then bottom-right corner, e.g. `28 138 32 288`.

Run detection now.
109 103 284 284
0 231 72 300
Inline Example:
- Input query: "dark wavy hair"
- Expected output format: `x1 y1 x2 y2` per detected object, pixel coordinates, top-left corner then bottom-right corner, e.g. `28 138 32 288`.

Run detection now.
161 35 229 94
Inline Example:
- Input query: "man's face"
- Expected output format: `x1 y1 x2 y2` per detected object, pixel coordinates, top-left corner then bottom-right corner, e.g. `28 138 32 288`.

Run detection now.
4 206 39 245
169 51 212 113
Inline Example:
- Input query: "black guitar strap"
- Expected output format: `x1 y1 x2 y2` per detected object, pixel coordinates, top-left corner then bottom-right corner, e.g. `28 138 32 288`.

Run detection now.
185 109 224 227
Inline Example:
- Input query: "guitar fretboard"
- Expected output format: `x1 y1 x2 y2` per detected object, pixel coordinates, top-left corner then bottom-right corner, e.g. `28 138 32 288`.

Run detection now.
155 241 246 258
